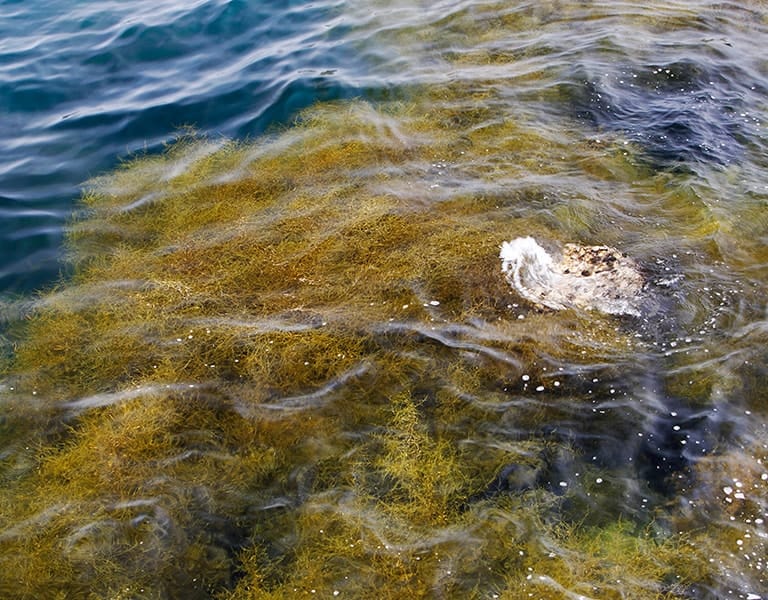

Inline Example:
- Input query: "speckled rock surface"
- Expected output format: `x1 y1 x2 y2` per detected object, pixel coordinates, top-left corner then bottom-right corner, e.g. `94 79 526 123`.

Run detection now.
500 237 645 316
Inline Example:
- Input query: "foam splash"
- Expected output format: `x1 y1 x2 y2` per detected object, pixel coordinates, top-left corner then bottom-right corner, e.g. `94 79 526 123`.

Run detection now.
500 236 644 316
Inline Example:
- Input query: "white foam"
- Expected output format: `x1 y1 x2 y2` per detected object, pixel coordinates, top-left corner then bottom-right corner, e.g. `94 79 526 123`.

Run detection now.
500 237 565 309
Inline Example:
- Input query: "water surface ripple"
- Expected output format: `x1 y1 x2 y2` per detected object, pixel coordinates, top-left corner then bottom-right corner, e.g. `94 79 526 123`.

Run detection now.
0 0 382 292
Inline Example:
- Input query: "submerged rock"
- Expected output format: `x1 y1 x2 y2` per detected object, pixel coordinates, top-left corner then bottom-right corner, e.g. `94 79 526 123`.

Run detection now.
500 236 644 316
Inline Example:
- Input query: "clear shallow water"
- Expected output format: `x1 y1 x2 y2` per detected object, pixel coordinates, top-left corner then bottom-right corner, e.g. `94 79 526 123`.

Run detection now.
1 1 768 599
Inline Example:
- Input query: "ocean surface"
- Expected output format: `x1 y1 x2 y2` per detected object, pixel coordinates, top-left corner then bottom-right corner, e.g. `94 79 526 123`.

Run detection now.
2 1 766 295
0 0 391 294
1 1 768 598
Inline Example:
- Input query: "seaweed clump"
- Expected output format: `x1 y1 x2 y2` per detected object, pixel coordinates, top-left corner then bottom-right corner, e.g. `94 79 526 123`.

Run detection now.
0 95 675 599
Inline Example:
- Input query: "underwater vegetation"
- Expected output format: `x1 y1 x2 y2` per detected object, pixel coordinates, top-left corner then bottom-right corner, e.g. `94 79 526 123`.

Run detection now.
2 1 768 599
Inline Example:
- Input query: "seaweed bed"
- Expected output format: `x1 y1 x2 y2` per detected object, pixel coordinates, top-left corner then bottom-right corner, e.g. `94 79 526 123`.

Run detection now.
2 3 768 599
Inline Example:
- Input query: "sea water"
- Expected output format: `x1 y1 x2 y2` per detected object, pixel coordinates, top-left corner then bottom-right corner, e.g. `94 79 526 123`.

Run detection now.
1 1 768 599
0 0 383 294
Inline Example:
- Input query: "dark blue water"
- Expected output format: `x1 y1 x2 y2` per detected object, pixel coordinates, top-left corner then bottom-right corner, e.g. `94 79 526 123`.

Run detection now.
0 0 387 295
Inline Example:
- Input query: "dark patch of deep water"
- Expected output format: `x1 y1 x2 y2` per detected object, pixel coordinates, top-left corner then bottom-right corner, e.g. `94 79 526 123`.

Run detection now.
566 59 761 172
471 355 727 524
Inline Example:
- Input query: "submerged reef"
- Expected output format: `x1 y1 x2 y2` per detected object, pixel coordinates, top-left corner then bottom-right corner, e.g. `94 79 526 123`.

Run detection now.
0 99 627 599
